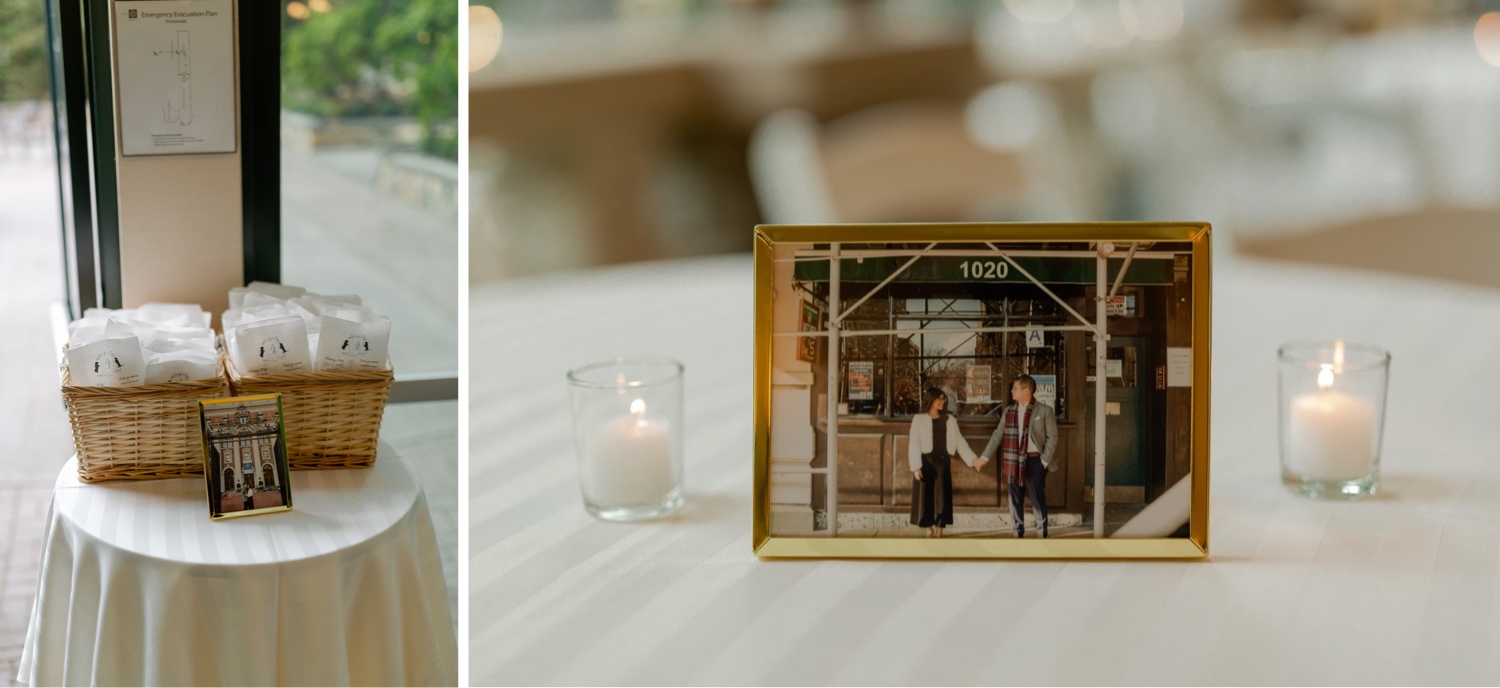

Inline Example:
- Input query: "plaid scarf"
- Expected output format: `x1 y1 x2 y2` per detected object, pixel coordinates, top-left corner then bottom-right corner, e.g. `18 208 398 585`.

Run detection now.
999 402 1033 487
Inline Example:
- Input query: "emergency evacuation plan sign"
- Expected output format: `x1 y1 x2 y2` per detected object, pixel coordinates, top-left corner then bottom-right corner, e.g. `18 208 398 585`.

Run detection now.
114 0 236 156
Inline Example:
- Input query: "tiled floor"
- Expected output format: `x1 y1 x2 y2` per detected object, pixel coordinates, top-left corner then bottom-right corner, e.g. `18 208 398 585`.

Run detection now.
0 489 52 687
0 159 74 487
0 152 458 684
0 152 74 687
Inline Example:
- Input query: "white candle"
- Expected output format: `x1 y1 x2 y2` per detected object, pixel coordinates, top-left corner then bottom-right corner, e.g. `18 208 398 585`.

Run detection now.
583 399 676 507
1288 365 1375 481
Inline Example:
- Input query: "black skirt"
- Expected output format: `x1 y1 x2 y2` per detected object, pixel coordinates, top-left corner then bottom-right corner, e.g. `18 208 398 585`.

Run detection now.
910 450 954 528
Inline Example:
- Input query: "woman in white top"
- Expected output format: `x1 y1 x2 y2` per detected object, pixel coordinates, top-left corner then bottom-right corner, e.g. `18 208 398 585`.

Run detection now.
908 387 980 538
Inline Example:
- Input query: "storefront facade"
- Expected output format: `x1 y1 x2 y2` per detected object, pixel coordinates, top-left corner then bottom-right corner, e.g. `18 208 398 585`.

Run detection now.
768 242 1194 532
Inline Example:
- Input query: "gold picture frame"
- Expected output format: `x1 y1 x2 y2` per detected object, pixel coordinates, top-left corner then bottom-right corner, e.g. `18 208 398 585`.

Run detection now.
200 393 294 520
753 223 1211 559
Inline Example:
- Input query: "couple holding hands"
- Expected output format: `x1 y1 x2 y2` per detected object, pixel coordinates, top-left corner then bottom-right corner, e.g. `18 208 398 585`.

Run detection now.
907 374 1058 539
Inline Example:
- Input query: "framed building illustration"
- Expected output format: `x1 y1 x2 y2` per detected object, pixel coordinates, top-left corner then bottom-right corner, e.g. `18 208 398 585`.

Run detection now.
752 223 1211 559
200 393 292 519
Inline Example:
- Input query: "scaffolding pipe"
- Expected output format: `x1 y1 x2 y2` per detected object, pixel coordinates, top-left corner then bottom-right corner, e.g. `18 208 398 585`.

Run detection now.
836 243 936 321
776 249 1185 262
827 244 840 536
772 324 1096 338
1094 243 1112 538
1108 243 1138 300
794 242 1116 537
986 243 1096 332
1001 298 1009 406
769 466 830 474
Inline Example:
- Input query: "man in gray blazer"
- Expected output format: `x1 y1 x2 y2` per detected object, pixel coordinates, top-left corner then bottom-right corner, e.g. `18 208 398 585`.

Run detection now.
975 375 1059 538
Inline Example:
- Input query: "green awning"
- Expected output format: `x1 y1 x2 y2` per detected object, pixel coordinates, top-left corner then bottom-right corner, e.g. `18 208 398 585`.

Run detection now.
793 255 1174 285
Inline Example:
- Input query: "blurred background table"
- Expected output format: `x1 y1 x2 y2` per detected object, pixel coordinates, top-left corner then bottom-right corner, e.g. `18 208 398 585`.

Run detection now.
469 1 1500 282
473 238 1500 684
19 445 457 687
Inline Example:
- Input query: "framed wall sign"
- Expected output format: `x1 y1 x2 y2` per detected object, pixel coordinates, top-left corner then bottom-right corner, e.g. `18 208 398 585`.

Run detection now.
113 0 238 156
754 223 1211 559
796 301 820 363
964 364 991 404
847 361 874 400
200 393 292 520
1033 373 1057 412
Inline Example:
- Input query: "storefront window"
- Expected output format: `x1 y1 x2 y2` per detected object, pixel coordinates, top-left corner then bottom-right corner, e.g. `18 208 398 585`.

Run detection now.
831 288 1070 420
894 298 987 417
839 297 888 416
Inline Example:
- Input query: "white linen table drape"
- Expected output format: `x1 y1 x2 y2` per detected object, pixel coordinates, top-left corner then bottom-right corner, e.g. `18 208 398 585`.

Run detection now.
471 251 1500 684
18 443 457 686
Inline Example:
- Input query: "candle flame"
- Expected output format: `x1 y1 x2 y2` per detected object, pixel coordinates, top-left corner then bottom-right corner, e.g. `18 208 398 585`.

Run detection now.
631 399 646 416
1333 341 1345 375
1317 364 1334 390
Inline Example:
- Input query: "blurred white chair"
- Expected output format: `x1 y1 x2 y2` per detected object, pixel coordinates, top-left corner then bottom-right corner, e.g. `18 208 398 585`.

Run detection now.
750 92 1079 225
747 109 839 225
1089 64 1242 221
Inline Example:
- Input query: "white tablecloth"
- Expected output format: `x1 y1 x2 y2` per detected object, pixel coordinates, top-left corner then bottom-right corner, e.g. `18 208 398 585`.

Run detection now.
473 243 1500 685
19 444 457 686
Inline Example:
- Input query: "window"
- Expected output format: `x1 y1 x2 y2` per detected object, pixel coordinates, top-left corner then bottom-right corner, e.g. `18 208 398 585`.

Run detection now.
828 288 1070 420
892 298 997 417
839 296 889 416
279 0 457 377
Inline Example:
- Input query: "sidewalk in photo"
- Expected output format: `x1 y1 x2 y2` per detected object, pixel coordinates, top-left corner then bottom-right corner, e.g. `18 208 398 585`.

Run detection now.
787 502 1153 538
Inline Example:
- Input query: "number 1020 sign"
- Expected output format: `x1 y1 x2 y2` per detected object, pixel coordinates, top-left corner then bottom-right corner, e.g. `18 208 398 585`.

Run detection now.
959 260 1010 280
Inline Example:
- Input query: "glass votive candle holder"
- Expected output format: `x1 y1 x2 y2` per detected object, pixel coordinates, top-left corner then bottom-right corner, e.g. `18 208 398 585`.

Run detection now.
566 356 685 522
1277 340 1390 500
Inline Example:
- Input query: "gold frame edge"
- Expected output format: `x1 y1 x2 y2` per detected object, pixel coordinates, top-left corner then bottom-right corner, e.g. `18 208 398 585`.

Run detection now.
751 222 1212 560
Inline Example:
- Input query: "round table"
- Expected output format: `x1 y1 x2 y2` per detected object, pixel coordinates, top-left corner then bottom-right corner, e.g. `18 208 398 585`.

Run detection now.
473 248 1500 684
18 444 457 686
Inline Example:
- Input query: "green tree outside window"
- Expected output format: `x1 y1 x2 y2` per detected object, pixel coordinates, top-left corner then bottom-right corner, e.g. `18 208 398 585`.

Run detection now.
0 0 48 102
283 0 458 159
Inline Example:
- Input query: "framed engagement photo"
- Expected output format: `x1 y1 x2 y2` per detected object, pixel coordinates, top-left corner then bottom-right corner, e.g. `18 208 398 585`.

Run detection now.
753 223 1210 559
200 394 293 520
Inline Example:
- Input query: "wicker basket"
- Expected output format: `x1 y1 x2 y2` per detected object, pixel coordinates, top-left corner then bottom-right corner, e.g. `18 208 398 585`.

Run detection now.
62 359 230 482
225 358 393 470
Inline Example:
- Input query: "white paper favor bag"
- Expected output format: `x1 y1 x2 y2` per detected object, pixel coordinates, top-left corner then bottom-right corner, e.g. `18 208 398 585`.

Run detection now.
222 282 394 377
134 303 212 328
229 282 305 309
66 334 147 387
229 316 312 376
144 350 219 384
240 291 289 309
315 313 391 372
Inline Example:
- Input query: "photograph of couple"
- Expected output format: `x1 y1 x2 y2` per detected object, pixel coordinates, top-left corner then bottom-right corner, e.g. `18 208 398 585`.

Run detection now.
765 238 1197 539
908 376 1055 538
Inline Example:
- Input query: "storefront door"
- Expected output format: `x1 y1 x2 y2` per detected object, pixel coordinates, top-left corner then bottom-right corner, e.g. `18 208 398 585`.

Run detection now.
1084 336 1147 503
